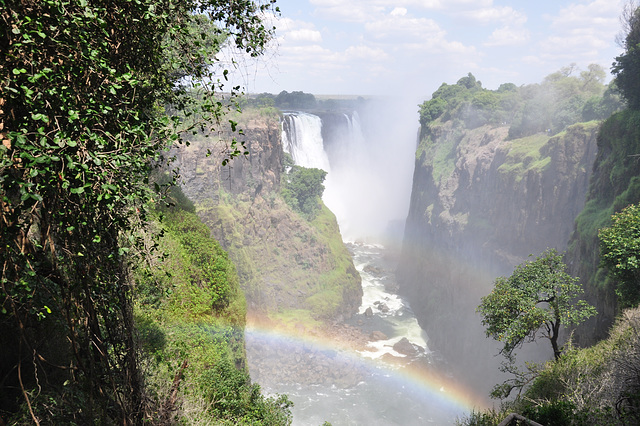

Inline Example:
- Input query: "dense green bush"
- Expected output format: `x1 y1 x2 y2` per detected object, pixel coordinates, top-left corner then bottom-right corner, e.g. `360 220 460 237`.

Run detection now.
600 203 640 308
281 165 328 220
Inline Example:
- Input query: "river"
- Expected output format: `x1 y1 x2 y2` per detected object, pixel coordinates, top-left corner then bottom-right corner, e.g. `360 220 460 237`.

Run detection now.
245 241 471 425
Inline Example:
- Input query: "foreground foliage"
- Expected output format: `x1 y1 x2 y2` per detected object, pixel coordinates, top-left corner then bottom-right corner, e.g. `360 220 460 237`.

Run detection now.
600 203 640 308
0 0 277 422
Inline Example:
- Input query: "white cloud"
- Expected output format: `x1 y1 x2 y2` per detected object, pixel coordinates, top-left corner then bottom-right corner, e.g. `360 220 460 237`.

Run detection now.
485 26 530 46
542 0 621 57
390 7 408 17
287 29 323 43
364 15 444 41
462 6 526 25
345 45 390 61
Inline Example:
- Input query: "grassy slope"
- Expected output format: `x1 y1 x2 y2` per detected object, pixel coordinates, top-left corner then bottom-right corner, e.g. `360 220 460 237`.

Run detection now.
198 193 361 326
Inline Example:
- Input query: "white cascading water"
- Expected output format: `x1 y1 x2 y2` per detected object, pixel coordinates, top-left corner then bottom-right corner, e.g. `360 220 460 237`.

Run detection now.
281 112 331 172
252 107 467 424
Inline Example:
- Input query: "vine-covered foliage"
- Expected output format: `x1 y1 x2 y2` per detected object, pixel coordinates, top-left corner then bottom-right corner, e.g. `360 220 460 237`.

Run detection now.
0 0 277 422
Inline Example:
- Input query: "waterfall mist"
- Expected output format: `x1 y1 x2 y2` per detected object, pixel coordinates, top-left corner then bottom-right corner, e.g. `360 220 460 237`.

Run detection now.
284 98 419 244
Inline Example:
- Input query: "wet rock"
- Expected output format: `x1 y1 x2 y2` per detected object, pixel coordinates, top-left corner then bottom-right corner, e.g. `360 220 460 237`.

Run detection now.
363 265 384 276
364 307 374 317
393 337 421 356
370 331 388 341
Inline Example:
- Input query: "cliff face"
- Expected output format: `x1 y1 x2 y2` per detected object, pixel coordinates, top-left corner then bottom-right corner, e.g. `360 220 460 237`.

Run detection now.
566 110 640 344
397 120 599 390
171 111 362 323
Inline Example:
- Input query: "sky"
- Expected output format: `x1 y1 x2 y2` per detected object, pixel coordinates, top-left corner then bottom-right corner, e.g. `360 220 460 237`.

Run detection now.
223 0 629 99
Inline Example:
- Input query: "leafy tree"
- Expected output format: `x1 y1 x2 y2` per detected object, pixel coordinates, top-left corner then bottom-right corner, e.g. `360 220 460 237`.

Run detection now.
0 0 276 422
599 203 640 308
281 165 327 219
457 72 483 90
613 1 640 109
275 90 317 109
419 97 447 127
478 249 596 361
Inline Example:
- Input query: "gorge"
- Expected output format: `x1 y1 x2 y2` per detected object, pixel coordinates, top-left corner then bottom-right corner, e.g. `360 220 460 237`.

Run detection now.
173 71 637 423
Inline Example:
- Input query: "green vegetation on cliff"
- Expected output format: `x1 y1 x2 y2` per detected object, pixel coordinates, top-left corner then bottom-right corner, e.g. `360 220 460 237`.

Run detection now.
281 161 328 220
568 109 640 329
416 66 612 187
419 65 620 141
134 196 292 424
198 192 360 323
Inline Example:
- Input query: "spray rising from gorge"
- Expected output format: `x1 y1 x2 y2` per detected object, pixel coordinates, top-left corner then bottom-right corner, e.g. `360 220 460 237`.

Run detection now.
281 100 417 243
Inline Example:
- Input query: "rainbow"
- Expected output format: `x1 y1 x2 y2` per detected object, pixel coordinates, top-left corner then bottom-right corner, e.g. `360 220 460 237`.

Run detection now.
245 322 490 424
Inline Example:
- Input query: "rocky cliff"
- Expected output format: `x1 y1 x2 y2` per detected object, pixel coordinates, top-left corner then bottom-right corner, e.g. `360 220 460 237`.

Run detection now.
566 109 640 344
397 119 599 391
171 109 362 323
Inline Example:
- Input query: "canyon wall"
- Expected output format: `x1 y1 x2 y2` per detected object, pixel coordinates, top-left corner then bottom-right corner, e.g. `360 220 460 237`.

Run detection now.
397 119 599 391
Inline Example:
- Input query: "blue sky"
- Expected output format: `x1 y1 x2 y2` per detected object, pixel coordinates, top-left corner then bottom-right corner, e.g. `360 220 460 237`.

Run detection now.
225 0 627 98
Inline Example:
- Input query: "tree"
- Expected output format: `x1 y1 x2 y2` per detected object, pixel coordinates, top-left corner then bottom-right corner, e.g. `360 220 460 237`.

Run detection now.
281 166 327 219
478 249 596 361
0 0 276 422
613 1 640 109
599 203 640 308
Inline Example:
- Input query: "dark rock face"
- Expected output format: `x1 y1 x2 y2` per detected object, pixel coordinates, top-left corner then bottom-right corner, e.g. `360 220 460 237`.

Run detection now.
172 118 283 203
397 121 599 392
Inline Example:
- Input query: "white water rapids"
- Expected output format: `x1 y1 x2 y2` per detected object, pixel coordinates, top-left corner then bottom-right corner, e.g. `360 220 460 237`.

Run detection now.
246 108 469 424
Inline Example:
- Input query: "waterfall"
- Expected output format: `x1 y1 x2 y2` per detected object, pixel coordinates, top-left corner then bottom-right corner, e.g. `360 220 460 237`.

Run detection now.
281 112 331 172
281 108 416 243
263 106 468 424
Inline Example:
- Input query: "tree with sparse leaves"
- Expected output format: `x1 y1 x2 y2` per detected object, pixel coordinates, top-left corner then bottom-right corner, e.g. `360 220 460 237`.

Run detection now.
478 249 596 361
